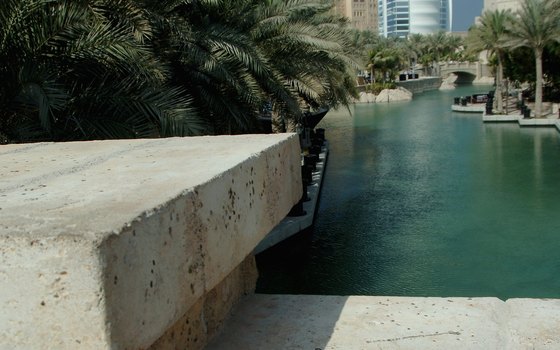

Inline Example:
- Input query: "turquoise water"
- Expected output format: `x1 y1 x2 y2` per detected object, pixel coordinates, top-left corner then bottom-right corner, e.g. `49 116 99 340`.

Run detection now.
256 85 560 300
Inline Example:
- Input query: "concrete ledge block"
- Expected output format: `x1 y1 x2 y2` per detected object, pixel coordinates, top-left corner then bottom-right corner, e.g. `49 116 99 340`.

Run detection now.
0 135 302 349
519 118 558 126
208 295 560 350
452 105 485 113
483 114 522 122
506 299 560 348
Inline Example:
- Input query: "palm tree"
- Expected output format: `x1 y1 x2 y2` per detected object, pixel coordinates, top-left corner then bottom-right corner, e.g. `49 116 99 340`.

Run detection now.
505 0 560 117
367 36 409 83
0 0 203 142
147 0 358 134
247 0 359 131
424 31 449 76
1 0 359 141
467 9 514 114
348 29 378 62
443 35 464 61
406 33 426 73
368 48 404 83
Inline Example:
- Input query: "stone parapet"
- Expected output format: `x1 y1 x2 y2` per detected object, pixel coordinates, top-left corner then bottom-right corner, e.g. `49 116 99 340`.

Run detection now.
0 135 302 349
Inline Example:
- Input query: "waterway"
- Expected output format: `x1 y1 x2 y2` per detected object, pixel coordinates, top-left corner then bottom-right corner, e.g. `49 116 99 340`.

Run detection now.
256 85 560 300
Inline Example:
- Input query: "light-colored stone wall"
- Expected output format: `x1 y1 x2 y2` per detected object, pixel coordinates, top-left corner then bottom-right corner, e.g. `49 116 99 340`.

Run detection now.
0 135 302 349
149 255 258 350
484 0 522 13
396 77 443 94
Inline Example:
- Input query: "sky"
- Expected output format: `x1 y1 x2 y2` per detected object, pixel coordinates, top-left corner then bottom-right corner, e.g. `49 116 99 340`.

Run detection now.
452 0 484 32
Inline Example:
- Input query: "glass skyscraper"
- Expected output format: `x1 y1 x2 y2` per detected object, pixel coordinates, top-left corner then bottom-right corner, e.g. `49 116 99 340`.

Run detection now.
379 0 453 37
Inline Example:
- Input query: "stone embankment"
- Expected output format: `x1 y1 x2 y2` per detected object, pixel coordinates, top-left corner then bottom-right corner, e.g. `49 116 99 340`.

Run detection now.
355 77 442 104
0 135 302 349
356 87 413 104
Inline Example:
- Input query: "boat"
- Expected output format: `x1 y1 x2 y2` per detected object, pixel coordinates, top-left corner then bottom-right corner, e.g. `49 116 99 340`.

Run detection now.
451 94 489 113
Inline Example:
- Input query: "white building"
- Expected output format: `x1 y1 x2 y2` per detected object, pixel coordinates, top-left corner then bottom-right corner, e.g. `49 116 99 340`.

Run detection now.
379 0 452 37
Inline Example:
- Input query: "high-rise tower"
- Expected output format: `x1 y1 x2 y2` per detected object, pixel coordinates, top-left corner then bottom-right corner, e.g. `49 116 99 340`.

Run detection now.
378 0 452 37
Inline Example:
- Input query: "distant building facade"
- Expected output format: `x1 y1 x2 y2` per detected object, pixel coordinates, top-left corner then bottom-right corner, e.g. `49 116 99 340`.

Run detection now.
476 0 522 29
378 0 452 37
483 0 523 13
334 0 379 32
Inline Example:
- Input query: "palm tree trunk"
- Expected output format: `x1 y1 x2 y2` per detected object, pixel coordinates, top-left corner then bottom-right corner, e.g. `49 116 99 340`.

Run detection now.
534 50 543 118
496 59 504 114
271 105 285 133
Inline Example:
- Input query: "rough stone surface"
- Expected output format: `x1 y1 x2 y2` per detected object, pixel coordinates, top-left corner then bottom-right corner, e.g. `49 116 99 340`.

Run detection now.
473 76 495 85
356 92 376 103
207 294 560 350
439 82 456 90
376 87 413 103
506 299 560 349
149 255 258 350
0 135 302 349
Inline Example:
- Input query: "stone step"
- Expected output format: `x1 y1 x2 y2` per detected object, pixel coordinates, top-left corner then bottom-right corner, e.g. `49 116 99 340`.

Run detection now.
207 294 560 349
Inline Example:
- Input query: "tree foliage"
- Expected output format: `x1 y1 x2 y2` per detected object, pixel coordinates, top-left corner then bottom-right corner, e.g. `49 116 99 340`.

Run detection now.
467 0 560 116
364 32 465 81
505 0 560 116
0 0 359 143
467 9 514 113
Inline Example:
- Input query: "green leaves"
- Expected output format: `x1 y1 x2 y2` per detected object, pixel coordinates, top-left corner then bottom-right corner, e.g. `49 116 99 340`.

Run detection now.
365 32 466 82
505 0 560 116
1 0 358 141
0 0 201 142
467 0 560 117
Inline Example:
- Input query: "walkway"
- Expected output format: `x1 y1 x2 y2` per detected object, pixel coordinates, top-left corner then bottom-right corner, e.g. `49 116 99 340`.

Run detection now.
483 109 560 131
207 294 560 349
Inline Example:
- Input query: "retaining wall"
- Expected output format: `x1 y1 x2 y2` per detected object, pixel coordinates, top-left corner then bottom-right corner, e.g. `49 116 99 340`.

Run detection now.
396 77 443 94
0 135 302 349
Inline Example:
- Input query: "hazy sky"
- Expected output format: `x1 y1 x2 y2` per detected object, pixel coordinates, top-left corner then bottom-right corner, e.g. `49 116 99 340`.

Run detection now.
452 0 484 32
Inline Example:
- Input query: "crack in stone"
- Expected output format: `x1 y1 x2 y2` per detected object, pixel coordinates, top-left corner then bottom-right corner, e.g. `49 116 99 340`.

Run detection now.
369 331 461 343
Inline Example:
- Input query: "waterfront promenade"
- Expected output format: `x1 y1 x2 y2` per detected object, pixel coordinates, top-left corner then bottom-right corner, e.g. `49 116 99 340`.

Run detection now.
208 295 560 349
207 95 560 350
451 95 560 131
483 111 560 131
241 88 560 350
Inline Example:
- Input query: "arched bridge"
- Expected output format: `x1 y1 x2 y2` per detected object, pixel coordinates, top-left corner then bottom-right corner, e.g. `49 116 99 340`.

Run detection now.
439 62 493 83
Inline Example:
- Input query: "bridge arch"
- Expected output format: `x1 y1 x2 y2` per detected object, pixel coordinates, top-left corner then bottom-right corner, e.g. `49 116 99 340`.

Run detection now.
438 61 493 83
443 71 477 84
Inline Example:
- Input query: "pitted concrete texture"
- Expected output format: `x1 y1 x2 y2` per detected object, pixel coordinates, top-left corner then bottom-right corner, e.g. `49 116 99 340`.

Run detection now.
0 135 302 349
207 294 560 349
150 255 258 350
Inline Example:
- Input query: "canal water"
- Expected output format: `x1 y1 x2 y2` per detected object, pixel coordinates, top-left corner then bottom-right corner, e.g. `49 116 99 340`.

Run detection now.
256 85 560 300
